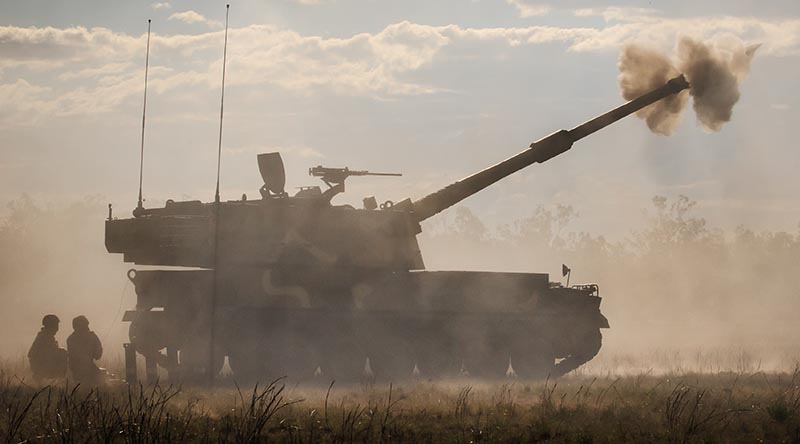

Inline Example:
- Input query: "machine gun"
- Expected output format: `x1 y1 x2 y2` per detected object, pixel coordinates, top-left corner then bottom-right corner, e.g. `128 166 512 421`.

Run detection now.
310 166 402 186
309 166 402 201
405 74 690 222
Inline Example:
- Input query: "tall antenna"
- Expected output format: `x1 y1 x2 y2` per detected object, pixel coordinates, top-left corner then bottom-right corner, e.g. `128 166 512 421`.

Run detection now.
214 4 230 203
209 3 230 385
137 19 152 211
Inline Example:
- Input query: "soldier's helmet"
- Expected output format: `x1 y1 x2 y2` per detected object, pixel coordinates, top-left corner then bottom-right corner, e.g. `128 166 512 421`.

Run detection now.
42 314 60 329
72 315 90 330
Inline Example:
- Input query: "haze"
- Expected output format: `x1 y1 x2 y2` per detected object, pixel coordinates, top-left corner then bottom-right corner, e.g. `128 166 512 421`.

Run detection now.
1 0 799 372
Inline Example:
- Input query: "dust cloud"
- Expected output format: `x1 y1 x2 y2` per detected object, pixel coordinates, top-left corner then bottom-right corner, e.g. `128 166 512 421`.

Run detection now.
619 37 758 134
2 195 800 377
420 200 800 374
0 197 131 365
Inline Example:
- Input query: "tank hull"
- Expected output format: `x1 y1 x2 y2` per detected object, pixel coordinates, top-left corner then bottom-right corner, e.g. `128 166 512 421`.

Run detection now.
123 268 608 382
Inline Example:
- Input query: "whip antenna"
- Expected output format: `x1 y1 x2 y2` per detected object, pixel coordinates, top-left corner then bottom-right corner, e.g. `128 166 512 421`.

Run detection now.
137 19 152 211
209 3 230 385
214 4 230 203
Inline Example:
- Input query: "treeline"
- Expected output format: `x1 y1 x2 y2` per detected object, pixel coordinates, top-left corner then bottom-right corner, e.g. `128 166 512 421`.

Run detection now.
419 195 800 354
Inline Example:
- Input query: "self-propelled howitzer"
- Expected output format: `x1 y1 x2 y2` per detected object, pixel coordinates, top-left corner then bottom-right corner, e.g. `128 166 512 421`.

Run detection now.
106 75 689 384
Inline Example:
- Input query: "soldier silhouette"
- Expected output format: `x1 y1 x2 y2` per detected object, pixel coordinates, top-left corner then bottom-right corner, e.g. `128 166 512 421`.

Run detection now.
28 314 68 382
67 315 104 385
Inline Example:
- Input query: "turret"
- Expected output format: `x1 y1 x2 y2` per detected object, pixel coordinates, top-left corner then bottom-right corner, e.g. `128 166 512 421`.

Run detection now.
106 74 689 272
409 75 690 222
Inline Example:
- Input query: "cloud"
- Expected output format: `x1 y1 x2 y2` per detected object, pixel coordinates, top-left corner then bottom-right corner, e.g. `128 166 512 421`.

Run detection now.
0 15 797 124
151 2 171 10
0 79 55 126
0 26 140 69
2 16 796 68
57 62 132 81
168 10 223 28
506 0 551 18
574 7 660 23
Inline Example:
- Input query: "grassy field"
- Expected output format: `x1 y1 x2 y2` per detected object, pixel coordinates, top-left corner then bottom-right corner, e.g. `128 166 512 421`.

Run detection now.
3 360 800 444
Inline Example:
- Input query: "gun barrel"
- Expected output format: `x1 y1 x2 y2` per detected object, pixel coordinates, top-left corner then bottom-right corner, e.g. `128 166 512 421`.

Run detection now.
364 172 403 177
568 75 689 141
411 75 689 222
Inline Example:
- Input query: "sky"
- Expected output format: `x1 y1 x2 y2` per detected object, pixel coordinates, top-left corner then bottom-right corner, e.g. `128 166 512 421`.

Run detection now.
1 0 799 237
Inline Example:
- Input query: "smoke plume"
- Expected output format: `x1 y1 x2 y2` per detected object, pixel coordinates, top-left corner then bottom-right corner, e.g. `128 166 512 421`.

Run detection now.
678 38 760 131
619 37 758 134
619 45 687 135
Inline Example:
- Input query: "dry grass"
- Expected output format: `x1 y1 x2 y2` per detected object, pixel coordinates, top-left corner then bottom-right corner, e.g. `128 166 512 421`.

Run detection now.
4 363 800 443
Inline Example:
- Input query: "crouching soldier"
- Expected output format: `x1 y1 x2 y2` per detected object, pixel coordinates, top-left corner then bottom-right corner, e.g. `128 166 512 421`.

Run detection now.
28 314 68 382
67 315 104 386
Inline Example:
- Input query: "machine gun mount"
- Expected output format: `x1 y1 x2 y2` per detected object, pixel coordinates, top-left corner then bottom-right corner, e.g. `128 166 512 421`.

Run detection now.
309 166 401 201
